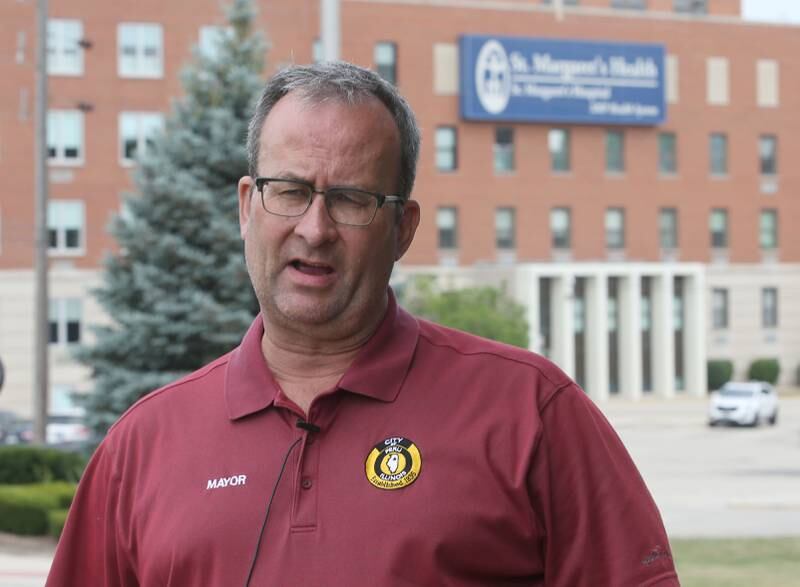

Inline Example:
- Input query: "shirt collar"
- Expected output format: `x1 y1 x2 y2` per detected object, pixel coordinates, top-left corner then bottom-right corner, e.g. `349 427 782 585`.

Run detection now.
224 289 419 420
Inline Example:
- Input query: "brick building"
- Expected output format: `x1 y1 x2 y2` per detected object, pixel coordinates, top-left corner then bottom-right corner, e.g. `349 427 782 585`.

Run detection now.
1 0 798 415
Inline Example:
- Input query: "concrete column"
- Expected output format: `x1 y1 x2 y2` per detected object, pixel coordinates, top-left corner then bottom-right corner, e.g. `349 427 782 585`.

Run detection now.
618 272 642 400
513 267 541 355
550 274 575 378
585 272 609 401
683 269 707 397
651 272 676 398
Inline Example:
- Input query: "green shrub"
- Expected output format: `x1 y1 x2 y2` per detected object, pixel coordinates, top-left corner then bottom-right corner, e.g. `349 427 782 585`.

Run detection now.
48 508 70 539
0 446 86 484
707 359 734 392
0 482 77 536
748 358 781 384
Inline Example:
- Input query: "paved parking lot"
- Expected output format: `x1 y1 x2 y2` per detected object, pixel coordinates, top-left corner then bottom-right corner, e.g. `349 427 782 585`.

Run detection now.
2 395 798 585
600 395 800 538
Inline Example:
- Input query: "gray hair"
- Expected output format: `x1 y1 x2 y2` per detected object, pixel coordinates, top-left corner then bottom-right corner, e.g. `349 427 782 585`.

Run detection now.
246 61 420 201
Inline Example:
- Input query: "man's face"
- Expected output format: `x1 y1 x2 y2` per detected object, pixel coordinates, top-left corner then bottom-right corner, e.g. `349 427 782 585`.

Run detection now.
238 93 419 336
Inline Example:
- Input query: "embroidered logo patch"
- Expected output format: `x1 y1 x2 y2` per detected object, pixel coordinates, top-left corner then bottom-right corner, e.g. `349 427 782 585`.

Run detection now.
365 436 422 490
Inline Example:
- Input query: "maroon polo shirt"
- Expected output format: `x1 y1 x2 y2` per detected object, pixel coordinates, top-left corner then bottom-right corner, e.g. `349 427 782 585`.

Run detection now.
48 291 678 586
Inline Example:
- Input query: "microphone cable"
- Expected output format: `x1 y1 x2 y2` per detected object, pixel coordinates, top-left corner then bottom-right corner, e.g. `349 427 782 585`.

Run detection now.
242 420 318 587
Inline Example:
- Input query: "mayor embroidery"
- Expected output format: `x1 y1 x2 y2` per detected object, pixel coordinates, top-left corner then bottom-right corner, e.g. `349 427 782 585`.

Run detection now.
365 437 422 490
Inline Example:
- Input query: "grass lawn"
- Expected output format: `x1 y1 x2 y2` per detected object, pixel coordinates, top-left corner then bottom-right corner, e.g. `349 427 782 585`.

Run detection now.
671 537 800 587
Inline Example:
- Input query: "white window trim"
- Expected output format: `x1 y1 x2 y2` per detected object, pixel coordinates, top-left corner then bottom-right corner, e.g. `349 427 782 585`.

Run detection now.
49 298 83 346
118 111 164 166
47 19 84 76
48 199 86 257
47 110 85 167
118 22 164 79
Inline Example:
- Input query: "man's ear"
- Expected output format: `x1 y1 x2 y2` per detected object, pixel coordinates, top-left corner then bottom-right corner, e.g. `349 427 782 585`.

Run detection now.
238 176 255 239
394 199 420 261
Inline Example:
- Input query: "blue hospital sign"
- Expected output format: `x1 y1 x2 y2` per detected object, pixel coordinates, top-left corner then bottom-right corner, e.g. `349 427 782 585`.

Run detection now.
460 35 666 125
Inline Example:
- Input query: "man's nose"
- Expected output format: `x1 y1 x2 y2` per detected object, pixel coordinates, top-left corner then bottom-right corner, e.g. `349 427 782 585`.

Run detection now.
293 192 338 245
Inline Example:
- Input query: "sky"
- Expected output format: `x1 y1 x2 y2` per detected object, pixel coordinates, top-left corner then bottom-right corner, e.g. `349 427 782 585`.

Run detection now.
741 0 800 23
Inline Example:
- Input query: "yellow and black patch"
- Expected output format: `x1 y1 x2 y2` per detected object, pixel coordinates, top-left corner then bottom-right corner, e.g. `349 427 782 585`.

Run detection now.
365 436 422 490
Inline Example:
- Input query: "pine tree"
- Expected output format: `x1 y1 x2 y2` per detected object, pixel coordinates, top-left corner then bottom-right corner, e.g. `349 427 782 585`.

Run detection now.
76 0 266 436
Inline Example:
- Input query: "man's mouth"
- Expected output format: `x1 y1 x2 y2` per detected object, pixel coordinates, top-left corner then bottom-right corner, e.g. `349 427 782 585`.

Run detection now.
290 260 335 276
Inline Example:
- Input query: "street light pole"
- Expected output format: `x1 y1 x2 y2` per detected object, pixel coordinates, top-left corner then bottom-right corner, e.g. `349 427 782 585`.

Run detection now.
33 0 50 445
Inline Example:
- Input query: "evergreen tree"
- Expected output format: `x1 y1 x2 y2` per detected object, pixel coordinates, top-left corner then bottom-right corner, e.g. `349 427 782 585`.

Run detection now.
76 0 266 436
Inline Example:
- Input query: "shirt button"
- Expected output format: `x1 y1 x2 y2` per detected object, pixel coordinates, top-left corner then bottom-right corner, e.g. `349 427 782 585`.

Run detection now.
301 478 313 490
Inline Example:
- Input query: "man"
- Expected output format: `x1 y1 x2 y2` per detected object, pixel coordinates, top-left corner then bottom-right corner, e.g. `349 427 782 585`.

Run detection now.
48 62 679 586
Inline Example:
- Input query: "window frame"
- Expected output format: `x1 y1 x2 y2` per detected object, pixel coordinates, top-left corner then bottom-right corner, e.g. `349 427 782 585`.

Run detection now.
436 206 458 250
658 132 677 175
550 207 572 250
493 127 515 174
435 126 457 172
605 207 626 250
47 200 86 256
48 298 83 346
659 207 678 250
759 209 778 250
47 110 84 166
711 288 728 329
549 128 571 173
710 208 729 249
709 132 728 176
47 19 84 76
759 134 778 176
119 111 164 166
495 207 516 250
761 287 778 328
374 41 397 85
118 22 164 79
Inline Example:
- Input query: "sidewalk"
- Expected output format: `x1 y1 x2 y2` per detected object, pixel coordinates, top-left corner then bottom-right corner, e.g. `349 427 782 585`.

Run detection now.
0 533 55 587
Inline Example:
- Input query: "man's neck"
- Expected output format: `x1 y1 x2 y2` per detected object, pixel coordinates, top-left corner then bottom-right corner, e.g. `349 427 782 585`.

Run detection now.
259 302 388 415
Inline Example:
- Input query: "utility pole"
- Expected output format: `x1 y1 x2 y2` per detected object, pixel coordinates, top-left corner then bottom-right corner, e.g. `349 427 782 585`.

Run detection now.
320 0 340 61
33 0 49 445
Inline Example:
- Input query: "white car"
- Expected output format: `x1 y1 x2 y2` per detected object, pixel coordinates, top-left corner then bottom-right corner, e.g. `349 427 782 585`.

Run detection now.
708 381 779 427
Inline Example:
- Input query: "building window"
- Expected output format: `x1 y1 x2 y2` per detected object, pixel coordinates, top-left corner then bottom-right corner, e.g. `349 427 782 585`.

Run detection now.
118 23 164 78
495 207 515 249
756 59 779 108
611 0 647 9
47 19 83 76
549 128 570 172
762 287 778 328
435 126 457 172
49 298 82 345
711 288 728 329
494 127 514 173
710 208 728 249
605 208 625 249
674 0 707 14
666 54 679 104
605 130 625 173
710 133 728 176
47 110 83 165
374 41 397 84
437 207 457 249
48 200 85 254
706 57 729 105
760 209 778 250
198 26 233 60
759 134 777 175
119 112 164 165
658 132 677 174
659 207 678 249
550 207 571 249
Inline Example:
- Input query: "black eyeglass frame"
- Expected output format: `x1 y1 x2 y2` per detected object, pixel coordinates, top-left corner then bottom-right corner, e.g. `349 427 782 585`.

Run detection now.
253 177 405 226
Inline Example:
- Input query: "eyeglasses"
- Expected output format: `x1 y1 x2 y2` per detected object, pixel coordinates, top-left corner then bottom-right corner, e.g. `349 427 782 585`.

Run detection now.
253 177 405 227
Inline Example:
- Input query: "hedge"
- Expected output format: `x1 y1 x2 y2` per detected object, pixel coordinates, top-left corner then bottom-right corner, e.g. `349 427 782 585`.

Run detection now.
47 508 70 539
707 359 734 392
0 446 86 484
0 482 76 536
748 358 781 384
